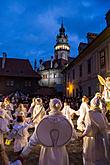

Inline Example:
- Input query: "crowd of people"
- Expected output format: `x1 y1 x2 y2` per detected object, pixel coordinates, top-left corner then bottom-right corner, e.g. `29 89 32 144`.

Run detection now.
0 91 110 165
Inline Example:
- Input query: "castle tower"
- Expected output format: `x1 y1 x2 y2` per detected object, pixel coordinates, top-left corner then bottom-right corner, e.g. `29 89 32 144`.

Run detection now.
54 22 70 65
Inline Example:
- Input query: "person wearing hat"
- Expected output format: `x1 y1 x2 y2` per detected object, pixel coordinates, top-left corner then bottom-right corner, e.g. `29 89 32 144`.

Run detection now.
79 98 110 165
19 98 75 165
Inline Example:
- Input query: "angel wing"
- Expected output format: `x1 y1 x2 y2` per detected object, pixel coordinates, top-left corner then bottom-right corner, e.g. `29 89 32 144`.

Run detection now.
98 75 106 86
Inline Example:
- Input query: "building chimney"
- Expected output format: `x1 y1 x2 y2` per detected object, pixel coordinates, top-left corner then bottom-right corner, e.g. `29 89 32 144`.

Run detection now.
87 32 98 44
78 42 88 54
2 52 7 69
105 10 110 27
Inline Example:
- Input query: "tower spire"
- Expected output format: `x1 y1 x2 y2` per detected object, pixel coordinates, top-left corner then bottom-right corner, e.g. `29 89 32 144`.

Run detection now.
59 20 65 35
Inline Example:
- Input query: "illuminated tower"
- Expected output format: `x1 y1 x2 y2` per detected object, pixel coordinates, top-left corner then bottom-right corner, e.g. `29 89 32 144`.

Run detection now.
54 22 70 65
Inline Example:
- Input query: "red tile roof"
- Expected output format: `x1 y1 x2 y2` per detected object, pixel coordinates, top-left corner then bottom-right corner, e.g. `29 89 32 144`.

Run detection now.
0 58 41 79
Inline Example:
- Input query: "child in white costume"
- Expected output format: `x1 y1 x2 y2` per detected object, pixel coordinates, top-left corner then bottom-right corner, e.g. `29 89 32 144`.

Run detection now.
0 103 12 144
62 102 75 125
10 114 30 154
20 98 77 165
75 96 90 132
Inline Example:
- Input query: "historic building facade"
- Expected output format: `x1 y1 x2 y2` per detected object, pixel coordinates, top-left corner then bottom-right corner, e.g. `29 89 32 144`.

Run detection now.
62 10 110 98
0 52 41 96
38 23 73 95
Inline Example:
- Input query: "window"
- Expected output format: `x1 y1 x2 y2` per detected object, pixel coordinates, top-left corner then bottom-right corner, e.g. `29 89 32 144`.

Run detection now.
6 80 14 87
73 89 75 98
54 74 57 78
10 81 14 86
6 81 10 86
87 58 91 74
100 50 105 68
79 86 83 97
25 81 31 87
67 73 70 82
79 64 82 77
42 74 47 79
73 69 75 80
28 81 31 87
76 88 78 97
88 86 91 97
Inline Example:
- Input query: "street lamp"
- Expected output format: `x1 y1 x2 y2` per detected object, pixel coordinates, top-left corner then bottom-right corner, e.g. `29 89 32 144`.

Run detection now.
66 87 69 97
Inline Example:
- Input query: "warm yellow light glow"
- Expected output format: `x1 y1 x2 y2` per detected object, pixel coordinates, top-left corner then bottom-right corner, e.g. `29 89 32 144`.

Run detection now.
55 45 70 50
69 83 73 94
66 83 74 96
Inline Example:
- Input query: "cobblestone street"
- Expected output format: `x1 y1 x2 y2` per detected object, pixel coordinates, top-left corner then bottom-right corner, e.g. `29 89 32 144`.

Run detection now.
6 136 83 165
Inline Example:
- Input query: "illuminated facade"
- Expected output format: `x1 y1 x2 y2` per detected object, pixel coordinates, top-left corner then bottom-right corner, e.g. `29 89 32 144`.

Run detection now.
38 23 73 95
62 10 110 98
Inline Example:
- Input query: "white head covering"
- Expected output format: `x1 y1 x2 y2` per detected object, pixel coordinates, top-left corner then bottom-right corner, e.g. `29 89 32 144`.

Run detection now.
49 98 62 111
90 98 100 109
35 98 42 105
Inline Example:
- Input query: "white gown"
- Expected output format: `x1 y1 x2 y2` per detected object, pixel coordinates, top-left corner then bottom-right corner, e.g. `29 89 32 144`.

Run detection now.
77 102 90 131
21 110 74 165
82 109 110 165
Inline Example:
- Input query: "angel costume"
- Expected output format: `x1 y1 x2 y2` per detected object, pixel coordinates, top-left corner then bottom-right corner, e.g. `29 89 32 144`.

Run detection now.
62 104 75 125
11 122 30 153
0 107 11 144
82 107 110 165
32 103 45 126
21 98 76 165
76 101 90 131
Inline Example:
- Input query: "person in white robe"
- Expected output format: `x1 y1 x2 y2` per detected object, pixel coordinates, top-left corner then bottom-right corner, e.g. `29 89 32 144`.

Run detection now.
9 114 30 154
62 102 75 125
32 98 46 128
75 96 90 132
27 97 36 115
20 98 77 165
79 97 110 165
0 103 12 145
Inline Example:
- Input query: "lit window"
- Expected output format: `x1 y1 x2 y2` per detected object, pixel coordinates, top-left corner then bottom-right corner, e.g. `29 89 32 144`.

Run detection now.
43 75 47 79
54 74 57 78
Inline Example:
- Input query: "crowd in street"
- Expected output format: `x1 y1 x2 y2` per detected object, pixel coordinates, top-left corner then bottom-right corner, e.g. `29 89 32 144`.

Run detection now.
0 91 110 165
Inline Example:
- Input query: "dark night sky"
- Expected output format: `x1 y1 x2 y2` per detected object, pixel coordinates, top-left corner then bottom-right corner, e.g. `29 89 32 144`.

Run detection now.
0 0 110 67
